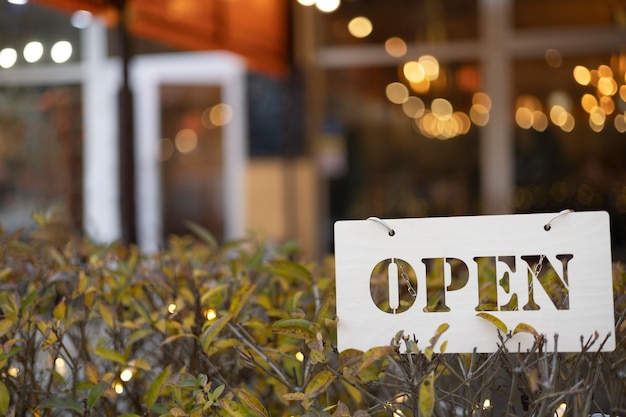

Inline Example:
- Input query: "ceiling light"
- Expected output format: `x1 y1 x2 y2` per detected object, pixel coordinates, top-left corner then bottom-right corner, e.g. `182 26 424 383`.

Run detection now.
0 48 18 69
23 41 43 63
51 41 72 64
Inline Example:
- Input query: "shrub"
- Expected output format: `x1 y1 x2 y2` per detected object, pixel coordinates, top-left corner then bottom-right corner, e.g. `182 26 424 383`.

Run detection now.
0 214 625 416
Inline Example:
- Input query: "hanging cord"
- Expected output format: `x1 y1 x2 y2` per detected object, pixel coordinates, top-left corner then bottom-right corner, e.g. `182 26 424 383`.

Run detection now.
367 217 395 236
544 209 574 231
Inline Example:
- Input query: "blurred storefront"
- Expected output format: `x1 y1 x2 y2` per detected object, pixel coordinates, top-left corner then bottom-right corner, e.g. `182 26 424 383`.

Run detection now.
0 0 625 260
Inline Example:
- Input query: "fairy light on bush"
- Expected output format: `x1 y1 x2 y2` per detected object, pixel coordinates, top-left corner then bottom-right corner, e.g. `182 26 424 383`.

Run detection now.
295 352 305 362
167 303 177 314
205 308 217 321
120 368 134 382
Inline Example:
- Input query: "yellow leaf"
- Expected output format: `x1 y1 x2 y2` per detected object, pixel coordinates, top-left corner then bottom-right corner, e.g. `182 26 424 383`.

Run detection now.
53 299 67 320
513 322 538 336
98 304 115 328
219 399 248 417
85 362 100 384
237 388 269 417
418 371 435 417
0 319 14 338
476 312 508 334
355 346 394 375
282 392 306 401
305 370 336 399
170 407 187 417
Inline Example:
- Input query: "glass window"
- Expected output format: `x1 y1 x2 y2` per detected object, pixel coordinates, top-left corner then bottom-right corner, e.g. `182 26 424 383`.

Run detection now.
318 0 479 46
159 84 225 240
513 52 626 256
0 85 83 230
324 63 481 248
514 0 626 30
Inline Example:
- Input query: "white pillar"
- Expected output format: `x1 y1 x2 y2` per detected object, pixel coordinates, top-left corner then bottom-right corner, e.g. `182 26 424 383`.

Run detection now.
479 0 514 214
82 19 122 242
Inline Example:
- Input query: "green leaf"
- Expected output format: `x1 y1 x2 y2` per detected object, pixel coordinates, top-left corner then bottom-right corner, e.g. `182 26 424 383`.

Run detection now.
229 284 257 320
201 314 232 352
161 333 197 346
0 319 14 338
419 371 435 417
93 347 126 364
237 388 269 417
476 312 508 334
146 365 171 411
305 370 336 399
185 220 218 249
220 399 251 417
37 397 83 413
268 260 312 283
0 381 9 415
354 346 394 375
271 318 317 341
87 381 108 409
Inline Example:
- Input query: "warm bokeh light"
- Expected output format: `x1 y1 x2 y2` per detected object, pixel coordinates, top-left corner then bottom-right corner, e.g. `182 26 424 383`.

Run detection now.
472 92 492 111
620 85 626 102
581 93 598 113
549 105 567 126
348 16 373 38
431 98 453 120
316 0 340 13
615 114 626 133
544 49 562 68
203 103 232 127
589 106 606 125
598 64 613 78
114 382 124 395
295 352 305 362
167 303 177 314
408 77 430 94
402 96 425 118
120 368 134 382
418 55 439 80
0 48 18 69
515 107 533 129
547 90 572 111
483 398 492 409
51 41 72 64
385 37 407 58
297 0 315 5
205 308 217 321
532 110 549 131
599 96 615 115
573 65 591 86
403 61 426 83
23 41 43 63
175 128 198 153
7 367 20 377
555 402 567 417
55 357 68 376
597 77 617 96
385 82 409 104
453 111 471 135
470 104 490 126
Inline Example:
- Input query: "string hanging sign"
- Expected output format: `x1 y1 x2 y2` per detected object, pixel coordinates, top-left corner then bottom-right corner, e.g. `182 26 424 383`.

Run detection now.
334 211 615 353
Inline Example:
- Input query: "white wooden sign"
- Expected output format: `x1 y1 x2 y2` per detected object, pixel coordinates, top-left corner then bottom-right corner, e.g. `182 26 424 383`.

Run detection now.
334 211 615 353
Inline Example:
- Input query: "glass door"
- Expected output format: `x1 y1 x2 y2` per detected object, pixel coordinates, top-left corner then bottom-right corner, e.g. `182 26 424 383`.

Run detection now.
132 52 247 251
